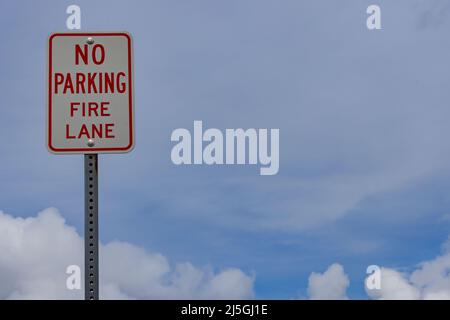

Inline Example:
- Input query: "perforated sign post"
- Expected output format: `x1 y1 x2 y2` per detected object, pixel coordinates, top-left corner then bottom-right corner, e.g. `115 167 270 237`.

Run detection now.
47 32 134 300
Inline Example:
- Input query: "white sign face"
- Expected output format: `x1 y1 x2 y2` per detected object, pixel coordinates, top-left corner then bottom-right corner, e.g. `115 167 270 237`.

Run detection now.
47 32 134 154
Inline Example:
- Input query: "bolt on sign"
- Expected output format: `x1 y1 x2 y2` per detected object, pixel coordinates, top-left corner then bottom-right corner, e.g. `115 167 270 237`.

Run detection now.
47 32 134 153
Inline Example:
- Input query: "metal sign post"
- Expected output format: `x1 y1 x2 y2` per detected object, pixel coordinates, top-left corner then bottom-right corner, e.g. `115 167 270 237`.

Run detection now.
84 154 99 300
47 32 134 300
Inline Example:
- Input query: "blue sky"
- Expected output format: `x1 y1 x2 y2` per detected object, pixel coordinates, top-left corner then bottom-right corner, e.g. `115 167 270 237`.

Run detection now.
1 0 450 299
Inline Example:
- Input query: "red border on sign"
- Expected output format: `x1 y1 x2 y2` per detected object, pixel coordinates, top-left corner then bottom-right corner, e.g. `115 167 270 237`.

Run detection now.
48 32 134 153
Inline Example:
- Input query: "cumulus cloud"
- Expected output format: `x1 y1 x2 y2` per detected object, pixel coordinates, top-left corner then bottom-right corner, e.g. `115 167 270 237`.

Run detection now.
0 208 254 300
366 238 450 300
307 263 349 300
306 237 450 300
365 268 420 300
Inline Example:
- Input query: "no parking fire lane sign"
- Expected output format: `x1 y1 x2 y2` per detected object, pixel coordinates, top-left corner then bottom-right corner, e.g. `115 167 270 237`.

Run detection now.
47 32 134 154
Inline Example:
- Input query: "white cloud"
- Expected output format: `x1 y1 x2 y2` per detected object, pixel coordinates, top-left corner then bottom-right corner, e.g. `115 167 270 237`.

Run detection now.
365 268 420 300
306 236 450 300
0 208 255 300
307 263 349 300
366 238 450 300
